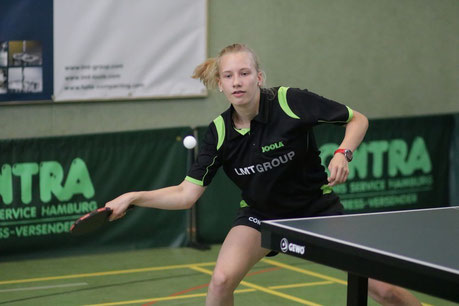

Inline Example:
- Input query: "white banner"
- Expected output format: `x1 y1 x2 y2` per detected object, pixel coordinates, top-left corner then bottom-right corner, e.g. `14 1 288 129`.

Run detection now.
53 0 207 101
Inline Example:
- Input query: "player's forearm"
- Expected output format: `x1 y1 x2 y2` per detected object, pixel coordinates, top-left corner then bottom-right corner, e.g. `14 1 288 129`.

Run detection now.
128 181 203 210
339 110 369 151
128 187 187 210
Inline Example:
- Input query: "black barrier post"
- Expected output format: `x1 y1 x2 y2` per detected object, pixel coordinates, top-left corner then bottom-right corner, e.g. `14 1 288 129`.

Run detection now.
186 128 210 250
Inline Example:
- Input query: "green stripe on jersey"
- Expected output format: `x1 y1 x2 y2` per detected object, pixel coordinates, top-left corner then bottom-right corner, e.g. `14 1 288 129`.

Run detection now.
240 200 249 208
321 184 333 195
346 106 354 123
318 106 354 124
213 115 225 150
278 87 300 119
185 176 203 186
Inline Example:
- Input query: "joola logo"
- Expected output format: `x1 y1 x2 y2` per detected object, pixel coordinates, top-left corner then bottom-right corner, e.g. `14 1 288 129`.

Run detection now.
262 141 284 153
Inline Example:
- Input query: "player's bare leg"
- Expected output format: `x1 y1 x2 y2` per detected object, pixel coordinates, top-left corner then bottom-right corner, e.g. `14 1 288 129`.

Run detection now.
206 225 270 306
369 278 422 306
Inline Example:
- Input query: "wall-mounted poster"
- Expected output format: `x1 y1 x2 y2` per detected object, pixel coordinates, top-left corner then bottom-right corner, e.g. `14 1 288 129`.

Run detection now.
0 0 207 103
0 0 53 103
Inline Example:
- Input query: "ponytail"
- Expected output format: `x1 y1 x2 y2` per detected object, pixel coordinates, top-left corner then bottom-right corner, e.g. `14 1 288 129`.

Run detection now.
192 57 219 89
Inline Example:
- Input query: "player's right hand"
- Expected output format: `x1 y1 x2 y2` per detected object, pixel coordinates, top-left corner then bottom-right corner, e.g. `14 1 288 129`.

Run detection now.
105 193 134 221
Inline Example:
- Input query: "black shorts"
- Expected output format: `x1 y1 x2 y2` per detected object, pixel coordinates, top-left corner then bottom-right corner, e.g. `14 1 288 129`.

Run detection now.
232 193 344 257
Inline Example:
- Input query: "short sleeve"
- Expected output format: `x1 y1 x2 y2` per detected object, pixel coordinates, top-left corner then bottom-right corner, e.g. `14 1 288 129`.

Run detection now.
284 87 353 125
185 122 223 186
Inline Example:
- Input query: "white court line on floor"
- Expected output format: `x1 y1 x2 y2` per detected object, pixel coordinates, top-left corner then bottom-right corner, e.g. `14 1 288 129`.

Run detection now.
0 282 88 293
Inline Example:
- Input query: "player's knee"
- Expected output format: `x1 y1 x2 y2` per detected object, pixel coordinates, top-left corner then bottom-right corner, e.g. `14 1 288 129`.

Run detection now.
209 270 236 295
369 281 402 304
369 279 422 306
371 287 397 304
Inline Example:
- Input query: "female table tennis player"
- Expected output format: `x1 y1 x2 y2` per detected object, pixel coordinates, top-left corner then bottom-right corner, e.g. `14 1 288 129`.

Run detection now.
106 43 421 306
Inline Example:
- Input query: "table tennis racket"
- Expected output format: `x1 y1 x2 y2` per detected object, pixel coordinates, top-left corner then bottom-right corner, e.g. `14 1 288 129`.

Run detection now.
70 206 122 236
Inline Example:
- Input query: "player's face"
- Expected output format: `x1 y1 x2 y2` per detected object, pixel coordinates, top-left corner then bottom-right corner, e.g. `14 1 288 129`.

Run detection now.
218 52 263 107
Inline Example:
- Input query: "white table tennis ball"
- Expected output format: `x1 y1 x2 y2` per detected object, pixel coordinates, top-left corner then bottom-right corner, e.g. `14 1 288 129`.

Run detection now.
183 135 197 149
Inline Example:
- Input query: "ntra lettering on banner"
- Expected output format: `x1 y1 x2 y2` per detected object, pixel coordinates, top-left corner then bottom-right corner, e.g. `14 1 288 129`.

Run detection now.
321 137 432 179
0 158 94 205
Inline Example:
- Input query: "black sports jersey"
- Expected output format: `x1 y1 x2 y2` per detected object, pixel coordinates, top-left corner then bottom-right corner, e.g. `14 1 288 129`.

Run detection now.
186 86 353 215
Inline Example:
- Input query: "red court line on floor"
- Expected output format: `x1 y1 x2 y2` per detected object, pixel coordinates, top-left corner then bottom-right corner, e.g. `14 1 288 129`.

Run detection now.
142 283 209 306
246 267 281 277
141 267 281 305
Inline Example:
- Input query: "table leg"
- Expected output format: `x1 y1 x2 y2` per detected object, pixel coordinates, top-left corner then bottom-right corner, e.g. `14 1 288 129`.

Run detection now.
347 273 368 306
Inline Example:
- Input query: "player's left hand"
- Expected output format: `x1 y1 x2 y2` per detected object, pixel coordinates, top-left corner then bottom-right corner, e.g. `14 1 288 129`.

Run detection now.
327 154 349 186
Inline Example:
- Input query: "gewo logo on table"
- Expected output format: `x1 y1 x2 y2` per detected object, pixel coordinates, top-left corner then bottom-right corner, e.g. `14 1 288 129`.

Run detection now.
280 238 305 255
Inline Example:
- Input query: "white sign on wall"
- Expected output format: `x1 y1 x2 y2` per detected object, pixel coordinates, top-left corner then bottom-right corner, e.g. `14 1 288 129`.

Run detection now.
53 0 207 102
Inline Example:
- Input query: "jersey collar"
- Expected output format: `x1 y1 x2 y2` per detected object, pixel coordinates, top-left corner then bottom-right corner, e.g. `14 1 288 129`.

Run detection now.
226 89 271 140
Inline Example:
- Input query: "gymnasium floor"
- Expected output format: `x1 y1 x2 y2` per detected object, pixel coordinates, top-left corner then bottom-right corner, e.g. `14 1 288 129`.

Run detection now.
0 245 455 305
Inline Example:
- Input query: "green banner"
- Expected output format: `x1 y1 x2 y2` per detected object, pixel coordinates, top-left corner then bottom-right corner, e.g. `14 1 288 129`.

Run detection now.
315 114 453 213
196 114 454 243
1 115 454 254
0 127 191 259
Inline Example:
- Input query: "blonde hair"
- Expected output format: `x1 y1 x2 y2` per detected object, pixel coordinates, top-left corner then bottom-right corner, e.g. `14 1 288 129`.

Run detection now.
192 43 264 89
